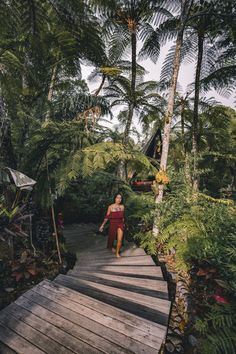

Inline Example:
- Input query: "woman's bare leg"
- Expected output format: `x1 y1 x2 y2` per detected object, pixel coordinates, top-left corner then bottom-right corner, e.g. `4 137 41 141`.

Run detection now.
116 228 123 258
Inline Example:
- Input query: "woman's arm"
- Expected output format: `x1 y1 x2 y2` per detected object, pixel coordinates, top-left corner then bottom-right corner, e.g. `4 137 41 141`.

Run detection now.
99 206 111 232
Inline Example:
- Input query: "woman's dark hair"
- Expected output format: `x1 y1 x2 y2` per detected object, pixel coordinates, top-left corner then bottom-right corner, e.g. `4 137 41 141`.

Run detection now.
113 193 123 204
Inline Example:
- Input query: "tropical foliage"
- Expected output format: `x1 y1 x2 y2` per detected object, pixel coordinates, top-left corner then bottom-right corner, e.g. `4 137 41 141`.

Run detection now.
0 0 236 353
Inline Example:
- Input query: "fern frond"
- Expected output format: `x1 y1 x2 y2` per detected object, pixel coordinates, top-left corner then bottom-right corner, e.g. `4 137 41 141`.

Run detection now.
138 25 160 63
57 142 157 193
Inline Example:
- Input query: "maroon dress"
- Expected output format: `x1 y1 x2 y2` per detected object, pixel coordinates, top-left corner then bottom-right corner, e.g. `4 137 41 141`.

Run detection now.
105 210 125 249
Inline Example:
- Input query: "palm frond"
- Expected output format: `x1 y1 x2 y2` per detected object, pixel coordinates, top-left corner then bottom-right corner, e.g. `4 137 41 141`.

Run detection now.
158 17 179 46
138 25 160 63
109 26 130 62
200 64 236 97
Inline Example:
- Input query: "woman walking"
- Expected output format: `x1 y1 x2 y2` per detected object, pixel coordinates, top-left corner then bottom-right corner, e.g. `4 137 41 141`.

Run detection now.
99 193 125 258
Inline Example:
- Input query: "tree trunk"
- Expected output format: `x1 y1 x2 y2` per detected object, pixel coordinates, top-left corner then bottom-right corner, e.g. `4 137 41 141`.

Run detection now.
192 32 204 192
123 103 134 145
180 97 186 156
94 74 106 96
0 98 16 168
153 1 194 238
45 64 57 120
131 30 137 106
117 104 134 180
155 0 194 204
156 33 184 203
123 29 137 145
118 25 137 181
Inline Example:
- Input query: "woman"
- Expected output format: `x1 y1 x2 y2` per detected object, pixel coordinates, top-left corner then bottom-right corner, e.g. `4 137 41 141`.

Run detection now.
99 193 125 258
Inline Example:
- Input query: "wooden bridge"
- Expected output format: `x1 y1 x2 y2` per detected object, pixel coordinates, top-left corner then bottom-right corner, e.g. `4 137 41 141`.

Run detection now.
0 224 171 353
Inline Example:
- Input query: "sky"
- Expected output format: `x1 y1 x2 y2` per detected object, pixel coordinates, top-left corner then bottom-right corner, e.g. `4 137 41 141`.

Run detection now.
81 43 235 132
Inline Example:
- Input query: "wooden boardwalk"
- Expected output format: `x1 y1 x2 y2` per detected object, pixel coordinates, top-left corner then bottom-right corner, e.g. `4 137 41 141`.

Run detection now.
0 224 171 353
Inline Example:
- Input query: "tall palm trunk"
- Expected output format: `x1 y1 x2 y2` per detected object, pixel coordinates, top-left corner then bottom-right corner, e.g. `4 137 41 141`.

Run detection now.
123 27 137 145
155 0 194 204
123 103 134 145
44 63 61 263
0 98 16 168
118 23 137 181
117 103 134 180
0 120 16 169
95 74 106 96
156 32 185 203
192 32 204 192
180 97 186 156
45 64 57 121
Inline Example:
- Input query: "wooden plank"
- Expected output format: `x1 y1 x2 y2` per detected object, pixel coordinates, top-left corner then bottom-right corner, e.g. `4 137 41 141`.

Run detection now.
69 270 168 292
55 275 170 312
73 265 163 279
0 309 73 354
30 284 163 353
19 290 135 354
76 258 156 267
67 271 169 299
36 281 165 344
78 247 146 258
79 244 144 252
0 323 44 354
0 341 16 354
55 275 170 326
68 268 163 280
13 297 106 354
4 303 102 354
41 280 167 336
77 254 152 263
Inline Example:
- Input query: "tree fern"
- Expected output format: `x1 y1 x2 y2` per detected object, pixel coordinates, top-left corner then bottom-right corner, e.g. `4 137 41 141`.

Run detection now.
195 304 236 354
56 141 157 193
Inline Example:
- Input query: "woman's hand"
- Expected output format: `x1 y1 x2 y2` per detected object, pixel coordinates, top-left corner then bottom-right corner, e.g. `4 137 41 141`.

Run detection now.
99 225 104 233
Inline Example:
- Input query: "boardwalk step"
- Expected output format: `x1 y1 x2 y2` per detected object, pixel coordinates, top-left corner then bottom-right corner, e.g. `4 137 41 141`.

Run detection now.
16 290 134 354
76 257 156 267
0 323 44 354
32 280 164 351
2 302 102 354
72 265 164 280
77 254 150 262
54 274 171 326
19 282 162 353
69 269 168 291
67 270 169 299
75 242 153 256
0 309 70 354
42 280 167 336
81 248 148 257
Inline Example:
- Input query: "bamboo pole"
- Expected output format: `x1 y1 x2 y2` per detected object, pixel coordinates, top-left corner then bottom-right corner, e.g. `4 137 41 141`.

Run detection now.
46 156 62 264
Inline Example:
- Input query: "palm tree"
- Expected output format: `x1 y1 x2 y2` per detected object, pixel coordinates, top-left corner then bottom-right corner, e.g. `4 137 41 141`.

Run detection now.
156 0 194 204
187 1 224 191
88 60 146 97
105 76 165 135
160 0 236 193
104 75 165 179
200 1 236 101
90 0 173 144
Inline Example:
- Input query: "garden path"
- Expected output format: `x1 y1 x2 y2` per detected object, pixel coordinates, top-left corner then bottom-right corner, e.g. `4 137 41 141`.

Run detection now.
0 224 171 353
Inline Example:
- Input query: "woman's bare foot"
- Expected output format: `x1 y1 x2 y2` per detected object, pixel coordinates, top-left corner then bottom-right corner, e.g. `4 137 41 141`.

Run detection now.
112 247 116 253
116 253 121 258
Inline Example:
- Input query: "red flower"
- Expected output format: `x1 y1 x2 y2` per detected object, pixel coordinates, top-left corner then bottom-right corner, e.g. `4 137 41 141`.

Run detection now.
212 294 229 304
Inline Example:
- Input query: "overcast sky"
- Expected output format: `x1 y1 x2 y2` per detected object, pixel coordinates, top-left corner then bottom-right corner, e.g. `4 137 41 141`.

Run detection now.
82 43 235 132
